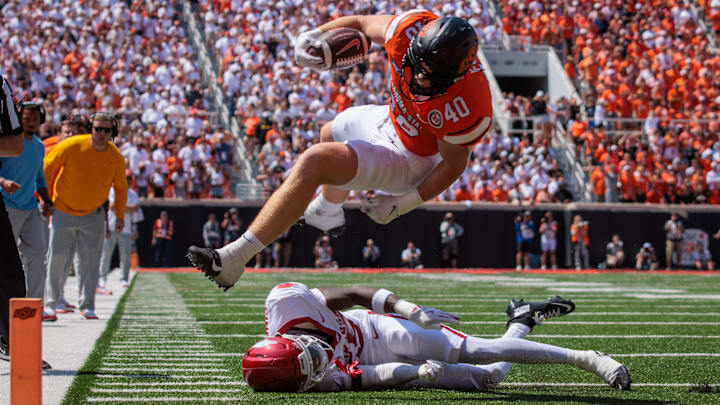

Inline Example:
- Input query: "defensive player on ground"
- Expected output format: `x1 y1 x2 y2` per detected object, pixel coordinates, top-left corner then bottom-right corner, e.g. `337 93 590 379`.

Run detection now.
241 282 631 392
187 11 493 290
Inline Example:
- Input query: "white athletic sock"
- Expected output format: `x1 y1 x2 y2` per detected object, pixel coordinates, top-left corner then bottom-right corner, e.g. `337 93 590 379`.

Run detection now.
454 322 532 386
504 323 531 339
217 230 265 270
317 193 343 213
567 350 599 372
460 334 570 365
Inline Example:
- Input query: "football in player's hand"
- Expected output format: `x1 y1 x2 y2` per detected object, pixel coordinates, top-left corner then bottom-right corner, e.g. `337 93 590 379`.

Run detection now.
308 28 369 70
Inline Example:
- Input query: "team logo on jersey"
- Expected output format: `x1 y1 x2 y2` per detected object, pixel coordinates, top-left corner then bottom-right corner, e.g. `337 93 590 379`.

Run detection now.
428 110 443 128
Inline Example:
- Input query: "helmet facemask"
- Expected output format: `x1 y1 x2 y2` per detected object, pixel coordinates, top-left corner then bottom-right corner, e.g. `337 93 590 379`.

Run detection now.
398 16 478 102
402 37 458 99
281 334 334 392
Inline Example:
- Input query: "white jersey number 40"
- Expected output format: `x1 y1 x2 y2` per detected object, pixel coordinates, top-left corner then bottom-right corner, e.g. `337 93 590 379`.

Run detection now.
444 97 470 123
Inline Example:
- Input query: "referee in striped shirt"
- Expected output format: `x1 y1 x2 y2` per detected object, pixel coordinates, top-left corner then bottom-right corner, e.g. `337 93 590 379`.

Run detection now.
0 75 31 364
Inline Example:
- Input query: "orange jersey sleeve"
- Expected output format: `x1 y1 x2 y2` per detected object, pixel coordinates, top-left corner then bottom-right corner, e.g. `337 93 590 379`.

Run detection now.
384 10 493 156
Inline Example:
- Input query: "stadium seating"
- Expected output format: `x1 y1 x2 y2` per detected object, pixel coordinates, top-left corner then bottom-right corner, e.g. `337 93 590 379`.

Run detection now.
497 0 720 204
0 0 234 198
3 0 718 204
196 0 504 200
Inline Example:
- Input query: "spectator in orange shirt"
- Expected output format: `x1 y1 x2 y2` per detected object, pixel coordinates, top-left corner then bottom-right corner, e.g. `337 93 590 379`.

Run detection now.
645 184 663 204
590 166 606 202
453 183 474 202
474 181 492 202
492 181 509 202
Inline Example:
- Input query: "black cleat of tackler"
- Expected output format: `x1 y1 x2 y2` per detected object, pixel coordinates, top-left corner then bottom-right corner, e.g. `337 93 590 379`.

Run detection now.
186 246 232 292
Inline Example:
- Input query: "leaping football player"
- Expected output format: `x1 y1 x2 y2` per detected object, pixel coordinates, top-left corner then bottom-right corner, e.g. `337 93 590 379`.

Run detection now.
241 282 631 392
187 10 494 289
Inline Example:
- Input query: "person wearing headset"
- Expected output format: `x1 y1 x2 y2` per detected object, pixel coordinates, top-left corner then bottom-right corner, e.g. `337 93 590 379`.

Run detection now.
42 112 127 321
0 102 54 305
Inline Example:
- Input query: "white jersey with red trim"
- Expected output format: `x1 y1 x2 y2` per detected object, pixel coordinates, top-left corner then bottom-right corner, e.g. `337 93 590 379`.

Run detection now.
264 282 364 390
384 10 493 156
264 283 468 390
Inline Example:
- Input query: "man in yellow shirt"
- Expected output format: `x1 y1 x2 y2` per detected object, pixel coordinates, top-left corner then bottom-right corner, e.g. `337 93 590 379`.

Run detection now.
43 113 127 320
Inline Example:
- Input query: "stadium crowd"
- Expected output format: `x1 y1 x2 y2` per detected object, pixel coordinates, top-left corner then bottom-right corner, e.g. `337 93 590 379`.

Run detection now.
196 0 553 202
0 0 718 206
0 0 236 199
496 0 720 205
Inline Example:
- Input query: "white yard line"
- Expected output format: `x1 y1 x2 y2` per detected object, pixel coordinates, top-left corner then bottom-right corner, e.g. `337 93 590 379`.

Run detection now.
181 297 716 302
95 382 247 387
91 388 243 393
516 335 720 339
104 353 245 358
95 374 233 380
87 397 246 403
95 367 229 373
610 353 720 357
101 362 222 366
452 312 720 316
500 382 720 388
181 320 720 325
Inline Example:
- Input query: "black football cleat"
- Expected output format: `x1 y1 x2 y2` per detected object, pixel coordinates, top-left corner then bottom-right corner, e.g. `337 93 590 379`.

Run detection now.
506 296 575 328
186 246 242 292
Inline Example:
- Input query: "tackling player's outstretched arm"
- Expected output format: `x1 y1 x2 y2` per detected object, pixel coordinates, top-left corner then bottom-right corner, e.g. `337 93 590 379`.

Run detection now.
317 286 459 329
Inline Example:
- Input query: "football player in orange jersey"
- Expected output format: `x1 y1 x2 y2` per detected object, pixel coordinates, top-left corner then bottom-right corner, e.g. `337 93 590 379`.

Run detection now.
188 11 493 291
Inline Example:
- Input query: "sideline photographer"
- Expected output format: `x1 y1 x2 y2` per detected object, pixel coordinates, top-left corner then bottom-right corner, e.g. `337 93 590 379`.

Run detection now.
636 242 658 270
570 215 590 270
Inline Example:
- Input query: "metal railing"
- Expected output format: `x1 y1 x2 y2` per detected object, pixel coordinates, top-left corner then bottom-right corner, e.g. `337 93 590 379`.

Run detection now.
235 183 264 201
182 0 255 189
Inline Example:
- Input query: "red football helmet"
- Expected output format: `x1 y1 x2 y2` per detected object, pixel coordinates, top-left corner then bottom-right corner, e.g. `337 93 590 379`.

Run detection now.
242 334 333 392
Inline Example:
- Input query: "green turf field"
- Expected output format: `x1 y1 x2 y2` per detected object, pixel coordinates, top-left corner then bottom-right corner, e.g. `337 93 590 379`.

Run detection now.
63 270 720 404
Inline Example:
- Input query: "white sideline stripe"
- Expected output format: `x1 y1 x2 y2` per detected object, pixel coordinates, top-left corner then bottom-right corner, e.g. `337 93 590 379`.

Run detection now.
106 353 245 357
610 353 720 357
517 335 720 339
107 348 214 352
91 388 243 393
102 362 221 366
120 315 195 322
186 304 264 308
119 311 720 318
205 334 264 338
87 397 246 402
96 367 228 372
109 343 213 346
184 303 720 309
103 358 237 362
179 320 720 325
431 311 714 317
500 382 720 388
107 349 216 353
95 382 247 387
95 374 233 380
182 297 716 302
114 334 264 339
113 341 211 344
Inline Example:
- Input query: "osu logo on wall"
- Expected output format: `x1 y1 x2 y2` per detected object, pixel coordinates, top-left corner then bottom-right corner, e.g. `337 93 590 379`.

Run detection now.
13 307 37 320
